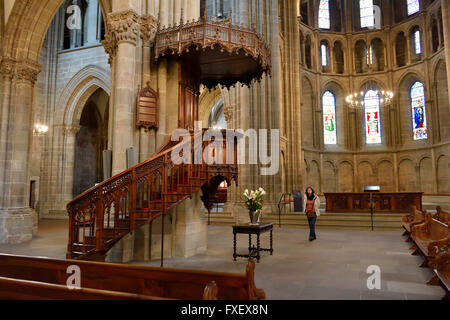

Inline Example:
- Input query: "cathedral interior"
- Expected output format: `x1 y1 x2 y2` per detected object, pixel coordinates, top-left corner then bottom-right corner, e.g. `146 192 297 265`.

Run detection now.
0 0 449 301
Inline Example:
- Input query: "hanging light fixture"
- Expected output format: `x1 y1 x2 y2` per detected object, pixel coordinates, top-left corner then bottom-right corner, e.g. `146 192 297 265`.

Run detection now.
345 81 394 109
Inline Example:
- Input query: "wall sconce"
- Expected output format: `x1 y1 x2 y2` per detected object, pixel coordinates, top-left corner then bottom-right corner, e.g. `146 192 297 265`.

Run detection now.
33 124 49 136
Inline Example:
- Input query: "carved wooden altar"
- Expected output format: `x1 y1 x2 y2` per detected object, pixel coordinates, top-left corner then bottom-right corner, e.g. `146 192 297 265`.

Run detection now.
324 192 423 213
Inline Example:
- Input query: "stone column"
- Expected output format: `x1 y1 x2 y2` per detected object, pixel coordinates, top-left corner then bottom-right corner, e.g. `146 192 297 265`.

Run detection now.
0 58 41 243
85 0 100 45
440 0 450 111
103 10 140 175
139 14 157 160
187 0 200 22
171 192 206 258
62 125 81 203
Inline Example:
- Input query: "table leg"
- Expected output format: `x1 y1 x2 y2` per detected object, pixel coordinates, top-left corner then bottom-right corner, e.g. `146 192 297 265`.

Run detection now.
257 233 261 263
248 234 252 253
233 232 237 261
270 229 273 255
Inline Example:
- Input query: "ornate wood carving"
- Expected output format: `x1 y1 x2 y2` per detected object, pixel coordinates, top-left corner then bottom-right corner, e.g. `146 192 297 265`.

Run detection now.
154 16 271 89
137 81 159 130
66 129 241 261
325 192 423 213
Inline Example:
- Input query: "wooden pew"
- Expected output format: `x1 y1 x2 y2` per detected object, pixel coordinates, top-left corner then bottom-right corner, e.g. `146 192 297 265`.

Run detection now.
429 252 450 300
411 212 450 271
0 254 265 300
435 206 450 225
0 276 166 300
402 205 426 243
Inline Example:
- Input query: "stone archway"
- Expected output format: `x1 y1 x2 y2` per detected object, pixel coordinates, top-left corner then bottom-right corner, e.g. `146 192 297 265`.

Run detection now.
3 0 111 62
73 88 109 197
0 0 112 243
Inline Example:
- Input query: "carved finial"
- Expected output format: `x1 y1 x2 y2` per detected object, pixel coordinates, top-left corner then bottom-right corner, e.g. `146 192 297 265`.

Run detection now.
203 7 207 21
180 8 184 25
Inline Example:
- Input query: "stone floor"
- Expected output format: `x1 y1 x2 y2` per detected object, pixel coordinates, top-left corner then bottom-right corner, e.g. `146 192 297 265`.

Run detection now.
0 219 445 300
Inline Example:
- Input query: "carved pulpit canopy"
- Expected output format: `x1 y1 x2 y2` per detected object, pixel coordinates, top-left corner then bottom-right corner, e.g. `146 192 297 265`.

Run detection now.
153 15 272 89
137 81 159 130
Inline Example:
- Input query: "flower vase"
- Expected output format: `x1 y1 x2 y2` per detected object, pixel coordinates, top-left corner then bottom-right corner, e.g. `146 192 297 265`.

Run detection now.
249 211 261 225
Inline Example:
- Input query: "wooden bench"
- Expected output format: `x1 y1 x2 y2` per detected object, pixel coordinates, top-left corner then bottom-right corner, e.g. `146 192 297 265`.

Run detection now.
0 276 166 300
435 206 450 225
0 254 265 300
429 252 450 300
402 205 426 243
411 212 450 272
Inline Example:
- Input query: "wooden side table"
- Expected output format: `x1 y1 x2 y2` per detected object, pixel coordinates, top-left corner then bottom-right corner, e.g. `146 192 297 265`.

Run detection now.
232 223 274 263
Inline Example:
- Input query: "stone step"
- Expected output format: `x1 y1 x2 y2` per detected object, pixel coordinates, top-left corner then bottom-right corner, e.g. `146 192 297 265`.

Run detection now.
205 211 404 230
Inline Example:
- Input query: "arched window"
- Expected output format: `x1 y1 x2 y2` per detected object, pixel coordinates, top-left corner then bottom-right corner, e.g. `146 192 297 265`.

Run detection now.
413 30 421 54
360 0 374 28
321 43 329 66
410 82 427 140
322 91 337 145
319 0 330 29
407 0 420 16
364 90 381 144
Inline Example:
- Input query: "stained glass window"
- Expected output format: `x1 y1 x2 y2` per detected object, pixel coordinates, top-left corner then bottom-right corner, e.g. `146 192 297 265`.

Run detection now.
360 0 374 28
407 0 420 16
319 0 330 29
364 90 382 144
410 82 427 140
323 91 337 145
414 30 421 54
321 44 328 66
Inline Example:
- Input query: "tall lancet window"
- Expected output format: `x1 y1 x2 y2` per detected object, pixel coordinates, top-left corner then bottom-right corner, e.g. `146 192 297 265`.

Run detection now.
321 44 329 66
414 30 421 54
364 90 382 144
410 82 427 140
319 0 330 29
323 91 337 145
407 0 420 16
360 0 375 28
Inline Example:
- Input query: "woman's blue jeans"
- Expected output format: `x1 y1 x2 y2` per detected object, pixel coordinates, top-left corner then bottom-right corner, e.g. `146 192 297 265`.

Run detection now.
308 213 317 238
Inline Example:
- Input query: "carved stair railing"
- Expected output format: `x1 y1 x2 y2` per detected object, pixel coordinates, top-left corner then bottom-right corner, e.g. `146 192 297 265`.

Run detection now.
67 129 239 261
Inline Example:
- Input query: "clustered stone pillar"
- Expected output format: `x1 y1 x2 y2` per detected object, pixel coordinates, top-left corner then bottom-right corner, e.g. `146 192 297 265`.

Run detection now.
103 10 140 175
0 58 41 243
441 0 450 111
62 125 81 204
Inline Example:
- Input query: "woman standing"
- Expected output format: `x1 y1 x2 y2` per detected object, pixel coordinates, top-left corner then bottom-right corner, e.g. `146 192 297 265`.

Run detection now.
303 187 321 241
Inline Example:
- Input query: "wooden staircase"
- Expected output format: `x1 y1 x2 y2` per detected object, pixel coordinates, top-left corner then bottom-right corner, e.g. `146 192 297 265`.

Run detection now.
67 129 239 261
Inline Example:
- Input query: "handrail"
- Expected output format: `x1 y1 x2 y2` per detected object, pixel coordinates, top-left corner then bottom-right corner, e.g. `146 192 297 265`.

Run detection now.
277 193 293 228
68 130 198 207
67 129 240 261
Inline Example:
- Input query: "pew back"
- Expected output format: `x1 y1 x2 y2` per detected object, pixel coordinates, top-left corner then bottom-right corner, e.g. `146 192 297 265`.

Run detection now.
436 207 450 225
402 205 426 232
0 254 264 300
0 276 165 300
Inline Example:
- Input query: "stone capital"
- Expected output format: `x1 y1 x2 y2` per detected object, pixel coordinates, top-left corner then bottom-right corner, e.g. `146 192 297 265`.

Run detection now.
102 10 140 52
140 14 158 42
0 58 41 84
0 57 15 80
62 125 82 137
223 105 234 123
